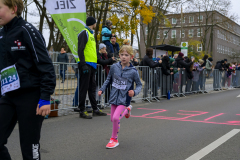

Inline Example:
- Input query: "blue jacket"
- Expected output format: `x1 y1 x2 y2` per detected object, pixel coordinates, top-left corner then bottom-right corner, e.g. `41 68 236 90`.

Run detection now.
100 62 142 106
101 26 112 41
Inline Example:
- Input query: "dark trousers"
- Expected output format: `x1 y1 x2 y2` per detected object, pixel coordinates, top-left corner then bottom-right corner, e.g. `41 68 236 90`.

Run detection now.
0 88 44 160
60 70 66 81
73 73 79 106
78 65 98 112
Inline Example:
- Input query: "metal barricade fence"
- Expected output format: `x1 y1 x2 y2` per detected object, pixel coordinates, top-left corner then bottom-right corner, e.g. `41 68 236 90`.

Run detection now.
221 70 233 89
132 66 152 102
232 70 240 88
49 63 236 114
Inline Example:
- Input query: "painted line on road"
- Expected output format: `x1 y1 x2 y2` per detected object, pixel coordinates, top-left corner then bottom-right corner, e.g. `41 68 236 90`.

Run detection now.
237 95 240 98
185 129 240 160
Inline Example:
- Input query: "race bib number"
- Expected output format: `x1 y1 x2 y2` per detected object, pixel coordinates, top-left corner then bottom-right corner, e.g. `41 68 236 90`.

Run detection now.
1 65 20 95
112 74 127 90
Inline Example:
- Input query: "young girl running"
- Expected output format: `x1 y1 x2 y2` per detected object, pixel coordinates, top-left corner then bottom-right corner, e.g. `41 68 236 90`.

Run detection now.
98 45 142 149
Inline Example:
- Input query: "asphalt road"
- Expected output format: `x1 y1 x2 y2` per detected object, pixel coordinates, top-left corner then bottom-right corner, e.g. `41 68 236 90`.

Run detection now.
6 89 240 160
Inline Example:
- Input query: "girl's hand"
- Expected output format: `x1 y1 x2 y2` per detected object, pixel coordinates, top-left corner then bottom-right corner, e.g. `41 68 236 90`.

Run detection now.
98 91 102 96
128 90 134 97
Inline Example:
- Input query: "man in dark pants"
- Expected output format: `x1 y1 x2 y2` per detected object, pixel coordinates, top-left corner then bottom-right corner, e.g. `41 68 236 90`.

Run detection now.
78 17 107 119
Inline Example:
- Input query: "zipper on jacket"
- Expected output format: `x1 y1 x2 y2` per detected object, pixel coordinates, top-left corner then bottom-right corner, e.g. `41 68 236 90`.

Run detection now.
115 68 123 105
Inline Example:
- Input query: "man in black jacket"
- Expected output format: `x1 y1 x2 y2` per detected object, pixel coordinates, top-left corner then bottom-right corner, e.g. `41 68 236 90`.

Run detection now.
141 48 161 100
214 60 225 90
78 17 107 119
0 1 56 159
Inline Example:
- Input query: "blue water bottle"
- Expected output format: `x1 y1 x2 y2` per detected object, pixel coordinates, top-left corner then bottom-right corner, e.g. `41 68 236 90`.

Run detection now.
167 90 170 100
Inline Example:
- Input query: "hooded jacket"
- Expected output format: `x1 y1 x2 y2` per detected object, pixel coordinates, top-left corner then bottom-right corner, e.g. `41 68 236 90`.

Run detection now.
100 62 142 106
184 57 193 79
174 55 193 69
0 17 56 100
141 55 160 81
161 56 171 75
215 61 224 71
101 26 112 41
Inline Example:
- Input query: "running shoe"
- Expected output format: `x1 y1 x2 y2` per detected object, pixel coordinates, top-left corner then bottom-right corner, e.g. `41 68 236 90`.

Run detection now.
106 138 119 149
125 105 132 118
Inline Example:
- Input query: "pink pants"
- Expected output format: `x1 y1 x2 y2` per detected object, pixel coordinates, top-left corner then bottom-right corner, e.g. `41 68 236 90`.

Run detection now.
110 105 128 140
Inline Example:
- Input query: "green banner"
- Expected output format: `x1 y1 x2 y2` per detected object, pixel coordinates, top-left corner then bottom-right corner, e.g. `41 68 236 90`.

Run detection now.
45 0 86 62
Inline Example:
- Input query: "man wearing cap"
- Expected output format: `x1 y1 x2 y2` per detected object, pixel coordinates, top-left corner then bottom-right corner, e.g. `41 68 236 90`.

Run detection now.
77 17 107 119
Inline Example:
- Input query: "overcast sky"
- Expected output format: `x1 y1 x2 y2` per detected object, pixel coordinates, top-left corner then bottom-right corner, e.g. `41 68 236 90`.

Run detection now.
27 0 240 50
230 0 240 24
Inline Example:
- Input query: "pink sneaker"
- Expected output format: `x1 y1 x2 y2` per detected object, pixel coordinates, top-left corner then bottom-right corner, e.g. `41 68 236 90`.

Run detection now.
125 105 132 118
106 138 119 149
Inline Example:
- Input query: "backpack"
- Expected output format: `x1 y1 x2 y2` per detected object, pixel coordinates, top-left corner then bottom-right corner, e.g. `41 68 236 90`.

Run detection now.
205 60 212 71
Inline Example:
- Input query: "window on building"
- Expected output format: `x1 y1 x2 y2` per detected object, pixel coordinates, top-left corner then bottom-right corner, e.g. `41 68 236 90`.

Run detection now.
198 15 203 22
163 30 168 39
180 30 185 38
217 44 220 53
182 17 185 23
189 29 194 38
172 18 177 24
197 28 202 37
189 16 194 23
217 30 220 38
172 30 176 38
145 27 148 35
221 45 223 54
157 31 160 39
197 44 202 52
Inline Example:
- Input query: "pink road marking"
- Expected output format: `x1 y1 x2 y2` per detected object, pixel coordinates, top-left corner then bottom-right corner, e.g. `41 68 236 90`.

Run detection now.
236 114 240 115
204 113 225 121
177 110 209 120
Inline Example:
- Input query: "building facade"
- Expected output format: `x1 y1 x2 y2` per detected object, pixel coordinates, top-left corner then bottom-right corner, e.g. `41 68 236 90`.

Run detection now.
140 11 240 63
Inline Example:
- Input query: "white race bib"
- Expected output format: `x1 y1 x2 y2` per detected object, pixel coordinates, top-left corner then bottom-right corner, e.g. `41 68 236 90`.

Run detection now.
112 74 127 90
1 65 20 95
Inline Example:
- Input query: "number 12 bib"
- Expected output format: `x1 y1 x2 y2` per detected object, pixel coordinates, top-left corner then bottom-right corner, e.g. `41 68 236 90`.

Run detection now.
1 64 20 95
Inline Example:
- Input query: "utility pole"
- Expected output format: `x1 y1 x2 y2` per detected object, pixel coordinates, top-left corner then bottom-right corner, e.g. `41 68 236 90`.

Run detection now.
181 4 183 44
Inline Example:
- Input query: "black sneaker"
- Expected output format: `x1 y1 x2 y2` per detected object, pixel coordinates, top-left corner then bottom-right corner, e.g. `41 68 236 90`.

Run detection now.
74 108 80 112
80 111 92 119
92 109 107 116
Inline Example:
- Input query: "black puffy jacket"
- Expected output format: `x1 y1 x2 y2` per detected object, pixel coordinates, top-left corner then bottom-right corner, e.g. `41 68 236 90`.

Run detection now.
0 17 56 100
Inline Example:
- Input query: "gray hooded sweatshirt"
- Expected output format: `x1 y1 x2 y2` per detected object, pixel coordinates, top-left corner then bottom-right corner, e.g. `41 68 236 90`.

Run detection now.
100 62 142 106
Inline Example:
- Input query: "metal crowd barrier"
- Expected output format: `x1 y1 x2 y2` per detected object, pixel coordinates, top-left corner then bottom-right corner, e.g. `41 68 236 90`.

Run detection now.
50 62 239 115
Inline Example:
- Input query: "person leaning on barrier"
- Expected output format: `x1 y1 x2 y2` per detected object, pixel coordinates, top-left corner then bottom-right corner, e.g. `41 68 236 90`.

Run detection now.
205 58 213 78
97 43 116 105
57 48 69 83
161 56 173 75
175 52 194 69
184 57 194 93
141 48 162 100
77 16 107 119
0 0 56 159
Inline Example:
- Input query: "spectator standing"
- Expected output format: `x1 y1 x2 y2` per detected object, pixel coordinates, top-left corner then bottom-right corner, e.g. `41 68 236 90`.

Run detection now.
109 35 120 58
131 49 139 66
197 59 205 91
205 57 213 78
78 17 107 119
102 20 114 54
57 48 69 83
184 57 194 93
97 43 115 105
141 48 161 100
213 60 225 90
175 53 194 94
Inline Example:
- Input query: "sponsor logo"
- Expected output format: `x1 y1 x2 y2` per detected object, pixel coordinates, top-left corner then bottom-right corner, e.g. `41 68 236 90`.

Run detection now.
32 144 39 160
11 40 26 51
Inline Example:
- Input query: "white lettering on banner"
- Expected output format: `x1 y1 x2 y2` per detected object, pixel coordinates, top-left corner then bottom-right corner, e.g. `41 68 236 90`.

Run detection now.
45 0 86 14
63 28 77 53
32 144 39 160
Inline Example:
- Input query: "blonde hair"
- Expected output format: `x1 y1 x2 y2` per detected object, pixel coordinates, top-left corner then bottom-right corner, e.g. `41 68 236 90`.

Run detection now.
119 45 133 56
2 0 24 16
123 39 131 45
